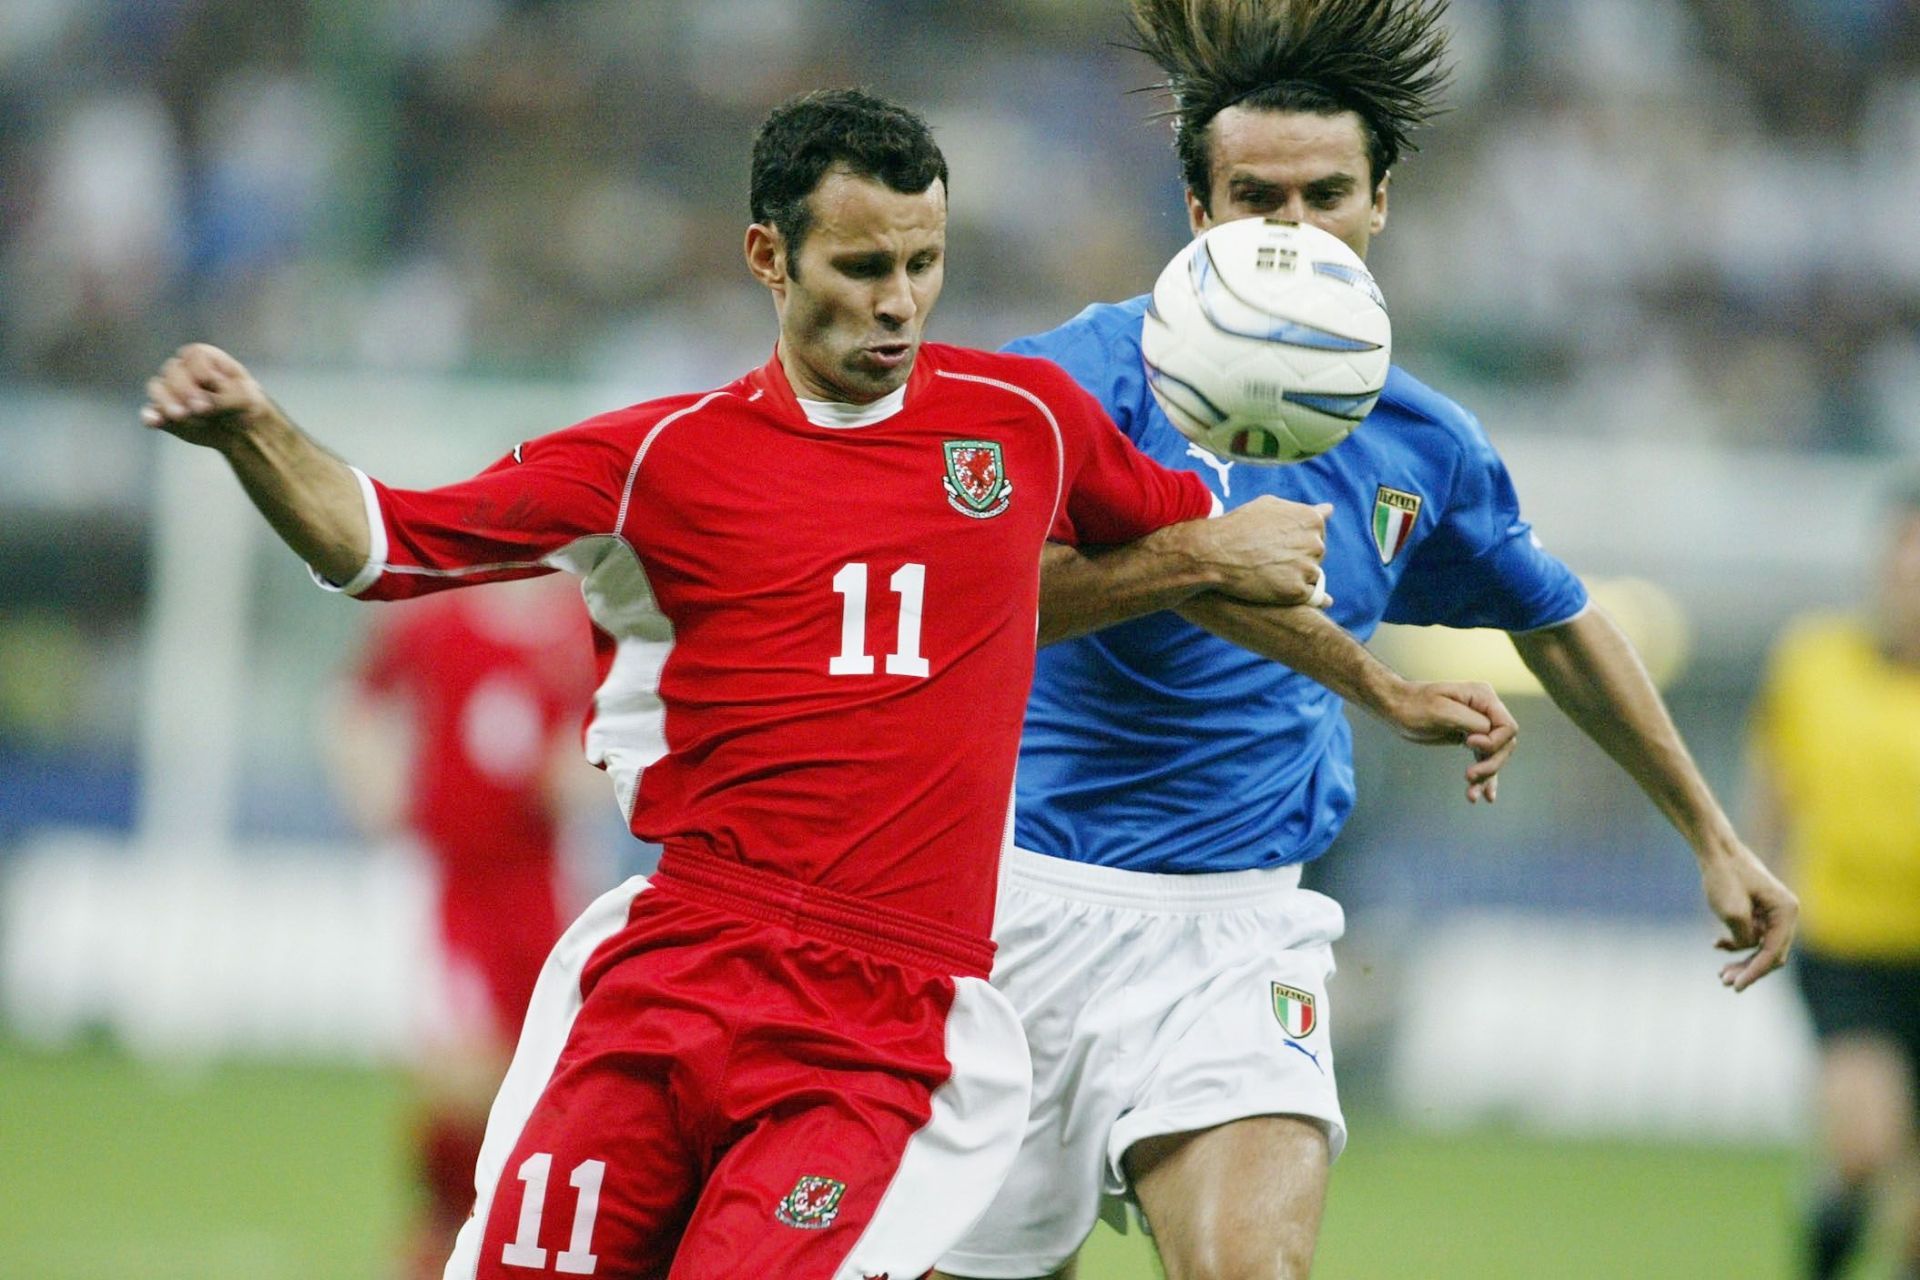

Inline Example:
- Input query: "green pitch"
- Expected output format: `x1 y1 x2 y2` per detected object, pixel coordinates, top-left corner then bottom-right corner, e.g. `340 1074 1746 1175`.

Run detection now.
0 1038 1872 1279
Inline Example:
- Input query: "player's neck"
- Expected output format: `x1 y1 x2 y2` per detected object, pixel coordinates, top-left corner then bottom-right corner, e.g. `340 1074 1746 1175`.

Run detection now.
794 382 909 428
767 344 914 427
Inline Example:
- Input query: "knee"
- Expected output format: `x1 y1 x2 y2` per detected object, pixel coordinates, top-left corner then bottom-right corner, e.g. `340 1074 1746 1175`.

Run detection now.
1819 1039 1913 1184
1166 1234 1316 1280
1828 1107 1907 1184
1831 1138 1899 1187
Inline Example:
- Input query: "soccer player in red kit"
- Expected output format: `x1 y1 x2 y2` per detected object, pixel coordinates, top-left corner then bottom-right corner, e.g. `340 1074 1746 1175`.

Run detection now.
139 89 1331 1278
324 577 595 1278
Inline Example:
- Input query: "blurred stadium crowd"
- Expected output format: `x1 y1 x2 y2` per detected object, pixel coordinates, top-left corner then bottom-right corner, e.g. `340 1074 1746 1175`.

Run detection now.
0 9 1901 1214
1 0 1915 860
4 0 1918 450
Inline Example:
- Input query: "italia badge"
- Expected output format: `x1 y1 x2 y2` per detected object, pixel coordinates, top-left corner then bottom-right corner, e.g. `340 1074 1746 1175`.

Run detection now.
776 1175 846 1230
1271 981 1318 1039
943 440 1012 518
1371 485 1421 564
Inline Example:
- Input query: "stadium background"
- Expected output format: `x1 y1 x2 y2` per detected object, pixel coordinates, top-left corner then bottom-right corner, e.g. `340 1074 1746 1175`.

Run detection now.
1 0 1914 1275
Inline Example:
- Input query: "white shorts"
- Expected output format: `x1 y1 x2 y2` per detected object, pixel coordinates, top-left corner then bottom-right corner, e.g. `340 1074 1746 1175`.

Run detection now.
941 847 1345 1279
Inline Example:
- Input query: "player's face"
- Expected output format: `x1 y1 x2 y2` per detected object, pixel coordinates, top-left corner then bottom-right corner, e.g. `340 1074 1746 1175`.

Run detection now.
1188 106 1389 261
748 168 946 404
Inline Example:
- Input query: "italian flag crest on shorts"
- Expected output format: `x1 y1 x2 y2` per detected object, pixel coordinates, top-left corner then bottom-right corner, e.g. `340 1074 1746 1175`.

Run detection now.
1271 981 1317 1039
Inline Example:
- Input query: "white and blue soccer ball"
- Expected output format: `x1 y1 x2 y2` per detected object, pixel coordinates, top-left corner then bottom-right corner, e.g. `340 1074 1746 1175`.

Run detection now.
1141 217 1390 465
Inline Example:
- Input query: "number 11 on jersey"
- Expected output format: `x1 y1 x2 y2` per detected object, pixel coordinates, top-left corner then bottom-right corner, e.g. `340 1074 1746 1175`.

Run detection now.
830 562 930 678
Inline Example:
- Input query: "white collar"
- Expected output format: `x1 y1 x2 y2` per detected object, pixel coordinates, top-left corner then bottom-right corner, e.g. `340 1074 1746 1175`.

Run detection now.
795 383 908 429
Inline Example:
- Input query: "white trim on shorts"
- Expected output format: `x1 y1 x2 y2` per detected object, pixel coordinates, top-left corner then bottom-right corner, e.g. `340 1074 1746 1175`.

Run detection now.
442 876 645 1280
443 874 1032 1280
831 975 1033 1280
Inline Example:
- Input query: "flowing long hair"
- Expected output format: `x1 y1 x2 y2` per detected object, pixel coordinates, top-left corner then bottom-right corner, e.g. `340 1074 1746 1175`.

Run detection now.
1126 0 1451 205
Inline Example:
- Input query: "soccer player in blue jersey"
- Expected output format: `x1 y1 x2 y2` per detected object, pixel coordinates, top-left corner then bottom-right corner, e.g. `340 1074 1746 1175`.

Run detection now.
936 3 1799 1279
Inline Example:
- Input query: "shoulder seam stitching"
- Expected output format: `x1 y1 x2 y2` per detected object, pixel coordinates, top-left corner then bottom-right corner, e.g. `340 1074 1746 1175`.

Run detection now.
615 389 732 537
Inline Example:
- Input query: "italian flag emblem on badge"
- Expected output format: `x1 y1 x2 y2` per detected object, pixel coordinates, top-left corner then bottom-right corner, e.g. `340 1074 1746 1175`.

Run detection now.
943 439 1012 518
1271 981 1317 1039
1371 485 1421 564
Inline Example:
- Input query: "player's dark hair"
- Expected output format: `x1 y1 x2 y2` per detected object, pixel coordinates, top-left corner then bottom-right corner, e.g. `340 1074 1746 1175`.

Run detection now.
749 88 948 276
1126 0 1451 212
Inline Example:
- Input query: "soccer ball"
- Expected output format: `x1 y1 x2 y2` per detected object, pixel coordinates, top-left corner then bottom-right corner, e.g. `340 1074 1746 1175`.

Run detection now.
1141 218 1390 464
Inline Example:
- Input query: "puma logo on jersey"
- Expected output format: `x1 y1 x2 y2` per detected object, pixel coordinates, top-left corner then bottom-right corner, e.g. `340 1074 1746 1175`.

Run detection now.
1184 442 1234 499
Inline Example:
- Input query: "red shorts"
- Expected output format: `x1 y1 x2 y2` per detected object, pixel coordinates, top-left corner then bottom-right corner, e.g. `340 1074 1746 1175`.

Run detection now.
432 855 566 1047
414 852 567 1053
444 849 1031 1280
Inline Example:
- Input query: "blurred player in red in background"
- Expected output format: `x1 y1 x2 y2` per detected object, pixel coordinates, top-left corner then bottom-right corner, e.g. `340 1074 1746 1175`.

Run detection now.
323 576 596 1279
138 88 1334 1278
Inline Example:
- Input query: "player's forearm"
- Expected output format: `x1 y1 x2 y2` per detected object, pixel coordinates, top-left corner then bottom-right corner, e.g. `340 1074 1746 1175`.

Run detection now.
1175 593 1400 712
1513 607 1739 856
217 407 371 585
1037 529 1229 646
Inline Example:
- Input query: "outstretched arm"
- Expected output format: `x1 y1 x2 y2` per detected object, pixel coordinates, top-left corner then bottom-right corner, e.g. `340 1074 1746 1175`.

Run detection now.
141 343 369 584
1511 606 1798 990
1039 543 1516 800
1038 495 1330 646
1177 593 1516 803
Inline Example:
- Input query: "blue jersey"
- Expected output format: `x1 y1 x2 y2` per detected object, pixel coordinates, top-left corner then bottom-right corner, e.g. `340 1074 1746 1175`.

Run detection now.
1010 296 1589 873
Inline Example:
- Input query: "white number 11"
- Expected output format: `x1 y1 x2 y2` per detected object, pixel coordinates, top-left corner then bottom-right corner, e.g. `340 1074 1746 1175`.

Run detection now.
500 1152 605 1274
830 562 930 678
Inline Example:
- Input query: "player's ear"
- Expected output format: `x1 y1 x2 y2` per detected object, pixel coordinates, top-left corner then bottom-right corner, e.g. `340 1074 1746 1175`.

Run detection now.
1370 171 1390 236
745 223 787 289
1185 188 1212 236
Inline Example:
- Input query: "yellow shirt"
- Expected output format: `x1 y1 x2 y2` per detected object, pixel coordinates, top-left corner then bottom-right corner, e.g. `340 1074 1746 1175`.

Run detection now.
1755 616 1920 958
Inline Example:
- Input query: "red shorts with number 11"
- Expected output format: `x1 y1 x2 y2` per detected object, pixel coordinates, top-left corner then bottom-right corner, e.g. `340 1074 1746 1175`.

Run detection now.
442 847 1031 1280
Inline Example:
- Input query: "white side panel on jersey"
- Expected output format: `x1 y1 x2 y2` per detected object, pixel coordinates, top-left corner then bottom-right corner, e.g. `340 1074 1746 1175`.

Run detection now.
443 878 647 1280
832 975 1033 1280
544 534 674 820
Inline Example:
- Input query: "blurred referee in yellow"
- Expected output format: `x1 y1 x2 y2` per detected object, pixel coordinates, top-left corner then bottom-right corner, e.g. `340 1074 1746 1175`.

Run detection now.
1751 477 1920 1280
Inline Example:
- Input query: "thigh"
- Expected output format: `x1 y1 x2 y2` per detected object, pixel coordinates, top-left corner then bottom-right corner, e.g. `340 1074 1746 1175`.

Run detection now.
1798 951 1920 1175
673 972 1032 1280
1818 1035 1916 1178
938 880 1146 1279
446 878 714 1280
1127 1116 1330 1280
466 1051 695 1280
1109 888 1347 1176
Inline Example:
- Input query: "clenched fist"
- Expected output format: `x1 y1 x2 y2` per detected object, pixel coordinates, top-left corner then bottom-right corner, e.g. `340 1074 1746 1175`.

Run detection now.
140 344 275 450
136 343 370 583
1194 494 1332 609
